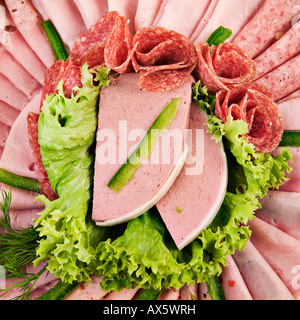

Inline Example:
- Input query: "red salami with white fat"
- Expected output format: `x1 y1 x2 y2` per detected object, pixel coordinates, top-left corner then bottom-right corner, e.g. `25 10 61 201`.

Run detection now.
215 84 283 154
194 42 256 94
131 26 197 91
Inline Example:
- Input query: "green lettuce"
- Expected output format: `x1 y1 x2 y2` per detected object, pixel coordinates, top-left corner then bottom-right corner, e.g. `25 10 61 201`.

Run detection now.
34 65 110 283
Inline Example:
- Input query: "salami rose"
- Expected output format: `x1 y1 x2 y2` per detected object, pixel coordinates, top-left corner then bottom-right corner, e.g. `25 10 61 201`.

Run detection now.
215 84 283 154
195 42 256 93
132 26 197 91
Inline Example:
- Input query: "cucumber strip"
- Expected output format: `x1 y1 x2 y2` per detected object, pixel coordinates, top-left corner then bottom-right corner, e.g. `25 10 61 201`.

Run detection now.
279 131 300 147
41 20 69 61
137 288 163 300
207 26 233 46
0 168 41 193
206 276 226 300
35 280 80 300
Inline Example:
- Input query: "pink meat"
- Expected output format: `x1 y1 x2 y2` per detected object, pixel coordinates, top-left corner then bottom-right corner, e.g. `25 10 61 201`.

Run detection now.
273 147 300 193
152 0 169 26
0 73 29 111
26 261 57 291
31 0 87 51
254 21 300 80
73 0 108 28
103 287 139 300
0 121 10 148
7 208 42 229
156 103 227 249
107 0 138 34
256 191 300 242
155 0 211 39
278 98 300 131
0 101 19 127
233 0 300 59
193 0 264 44
220 255 252 300
5 0 56 68
178 281 198 300
249 218 300 299
92 73 193 225
158 288 180 300
255 54 300 102
198 283 211 300
278 88 300 104
134 0 162 30
0 46 41 99
233 240 295 300
65 276 107 300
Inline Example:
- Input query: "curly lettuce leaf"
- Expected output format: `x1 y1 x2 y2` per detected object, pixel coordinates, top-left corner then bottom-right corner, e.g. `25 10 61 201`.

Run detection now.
34 65 110 283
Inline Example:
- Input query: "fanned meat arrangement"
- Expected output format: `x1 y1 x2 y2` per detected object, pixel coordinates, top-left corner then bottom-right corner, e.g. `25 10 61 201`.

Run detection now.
1 0 300 301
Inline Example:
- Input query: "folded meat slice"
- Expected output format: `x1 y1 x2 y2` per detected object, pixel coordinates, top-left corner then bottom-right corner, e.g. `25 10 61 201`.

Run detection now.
103 288 139 300
249 218 300 299
92 73 193 226
278 98 300 131
0 121 10 148
257 191 300 242
134 0 162 30
233 240 295 300
220 255 252 300
278 88 300 104
0 101 19 127
156 103 227 249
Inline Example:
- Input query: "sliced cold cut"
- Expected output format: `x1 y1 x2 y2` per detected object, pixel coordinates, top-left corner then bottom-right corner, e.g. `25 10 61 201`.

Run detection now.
254 21 300 80
92 73 193 226
278 88 300 103
233 240 295 300
103 288 139 300
233 0 300 59
278 98 300 131
0 101 19 127
156 103 227 249
0 121 10 148
255 54 300 102
249 218 300 299
134 0 162 30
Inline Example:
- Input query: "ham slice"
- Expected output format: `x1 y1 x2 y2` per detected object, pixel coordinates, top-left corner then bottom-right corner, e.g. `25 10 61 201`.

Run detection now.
178 281 198 300
256 190 300 242
107 0 138 34
278 88 300 104
158 288 180 300
5 0 56 68
154 0 211 39
233 240 295 300
7 208 41 229
192 0 264 44
198 283 211 300
92 73 193 226
273 147 300 193
103 288 139 300
233 0 300 59
278 98 300 131
254 21 300 80
249 218 300 299
73 0 108 28
0 101 19 127
255 54 300 102
220 255 252 300
0 46 41 99
0 73 29 111
156 104 227 250
0 121 10 148
134 0 162 30
31 0 87 51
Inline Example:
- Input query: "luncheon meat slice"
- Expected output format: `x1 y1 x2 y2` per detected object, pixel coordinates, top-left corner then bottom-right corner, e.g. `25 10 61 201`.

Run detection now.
233 0 300 59
0 46 41 99
255 54 300 101
220 255 252 300
92 73 193 226
31 0 87 51
278 88 300 103
71 11 134 73
194 42 255 94
155 0 211 39
254 21 300 80
256 191 300 242
233 240 295 300
0 121 10 148
5 0 56 68
103 288 139 300
214 84 283 154
156 103 227 250
249 218 300 299
132 26 197 91
157 288 180 300
192 0 264 44
0 101 19 127
178 281 198 300
74 0 108 29
278 98 300 131
7 208 41 229
134 0 162 30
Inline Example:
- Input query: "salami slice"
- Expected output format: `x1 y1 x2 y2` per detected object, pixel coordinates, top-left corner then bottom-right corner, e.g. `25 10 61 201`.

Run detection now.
194 42 255 94
132 26 197 91
215 84 283 154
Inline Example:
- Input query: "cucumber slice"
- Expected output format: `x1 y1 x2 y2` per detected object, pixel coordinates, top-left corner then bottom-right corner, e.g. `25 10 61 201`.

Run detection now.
35 281 80 300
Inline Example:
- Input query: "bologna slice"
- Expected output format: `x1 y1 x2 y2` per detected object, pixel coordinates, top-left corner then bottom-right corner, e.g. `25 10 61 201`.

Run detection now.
233 0 300 59
233 240 295 300
92 73 193 226
249 218 300 299
278 98 300 131
0 101 19 127
156 103 227 249
134 0 162 30
0 121 10 148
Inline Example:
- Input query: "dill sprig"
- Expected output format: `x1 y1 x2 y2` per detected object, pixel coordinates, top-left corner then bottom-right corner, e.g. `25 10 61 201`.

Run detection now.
0 189 45 300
